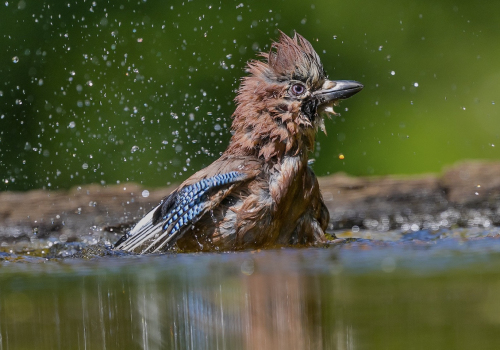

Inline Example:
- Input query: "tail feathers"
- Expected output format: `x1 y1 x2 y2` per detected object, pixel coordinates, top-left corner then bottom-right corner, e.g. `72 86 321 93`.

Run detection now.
114 206 161 252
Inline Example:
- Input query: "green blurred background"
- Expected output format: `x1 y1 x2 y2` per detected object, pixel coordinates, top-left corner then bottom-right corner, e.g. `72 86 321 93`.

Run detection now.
1 0 499 191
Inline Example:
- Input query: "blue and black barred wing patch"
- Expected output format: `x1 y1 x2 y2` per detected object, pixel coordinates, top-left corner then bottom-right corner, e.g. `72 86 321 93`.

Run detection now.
115 171 247 253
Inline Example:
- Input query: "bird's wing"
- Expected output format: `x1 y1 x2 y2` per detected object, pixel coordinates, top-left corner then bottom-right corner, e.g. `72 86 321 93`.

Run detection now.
115 157 261 254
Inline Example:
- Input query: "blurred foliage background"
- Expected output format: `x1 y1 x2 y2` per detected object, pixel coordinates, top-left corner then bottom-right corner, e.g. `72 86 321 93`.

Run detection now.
1 0 499 191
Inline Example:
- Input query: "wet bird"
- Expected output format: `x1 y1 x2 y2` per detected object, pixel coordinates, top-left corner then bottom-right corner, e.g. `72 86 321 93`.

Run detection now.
115 31 363 253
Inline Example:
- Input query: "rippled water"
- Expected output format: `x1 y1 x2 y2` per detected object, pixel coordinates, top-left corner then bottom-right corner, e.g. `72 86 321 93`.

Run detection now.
1 228 500 349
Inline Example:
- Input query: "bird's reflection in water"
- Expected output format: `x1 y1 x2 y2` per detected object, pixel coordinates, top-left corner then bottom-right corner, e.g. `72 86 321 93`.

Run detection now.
130 260 351 350
0 251 360 350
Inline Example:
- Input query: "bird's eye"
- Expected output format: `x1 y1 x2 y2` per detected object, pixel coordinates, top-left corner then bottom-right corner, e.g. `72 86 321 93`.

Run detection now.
291 83 306 96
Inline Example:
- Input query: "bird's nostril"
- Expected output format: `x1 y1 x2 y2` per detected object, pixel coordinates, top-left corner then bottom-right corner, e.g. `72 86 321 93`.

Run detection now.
323 80 336 90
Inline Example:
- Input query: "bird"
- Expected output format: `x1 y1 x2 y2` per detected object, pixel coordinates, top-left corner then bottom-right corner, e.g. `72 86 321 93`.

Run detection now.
115 31 363 254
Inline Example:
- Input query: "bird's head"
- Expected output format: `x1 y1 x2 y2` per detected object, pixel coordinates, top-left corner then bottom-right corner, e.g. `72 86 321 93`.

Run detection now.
229 31 363 162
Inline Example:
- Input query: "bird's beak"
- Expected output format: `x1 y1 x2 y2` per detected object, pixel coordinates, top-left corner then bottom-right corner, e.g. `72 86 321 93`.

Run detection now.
314 80 364 104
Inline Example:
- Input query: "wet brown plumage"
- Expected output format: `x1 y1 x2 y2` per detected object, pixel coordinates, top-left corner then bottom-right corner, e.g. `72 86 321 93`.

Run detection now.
115 31 363 253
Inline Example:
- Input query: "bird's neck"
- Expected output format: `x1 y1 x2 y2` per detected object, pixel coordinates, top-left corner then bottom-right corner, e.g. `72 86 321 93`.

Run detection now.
224 104 316 168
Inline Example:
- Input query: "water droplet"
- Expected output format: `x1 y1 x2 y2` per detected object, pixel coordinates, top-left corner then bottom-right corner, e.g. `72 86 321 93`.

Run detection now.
381 257 396 273
142 190 150 198
390 70 396 76
12 56 19 63
82 163 89 170
130 145 139 153
68 121 76 128
241 258 255 275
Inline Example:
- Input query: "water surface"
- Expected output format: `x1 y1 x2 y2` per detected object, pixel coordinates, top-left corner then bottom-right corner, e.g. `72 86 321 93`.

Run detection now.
1 229 500 349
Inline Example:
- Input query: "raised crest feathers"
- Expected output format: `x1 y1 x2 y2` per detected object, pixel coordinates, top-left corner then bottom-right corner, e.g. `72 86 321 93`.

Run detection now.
266 31 325 84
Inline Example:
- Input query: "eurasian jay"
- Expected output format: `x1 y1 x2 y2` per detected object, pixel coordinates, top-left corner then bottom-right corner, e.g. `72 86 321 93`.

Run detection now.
115 31 363 253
